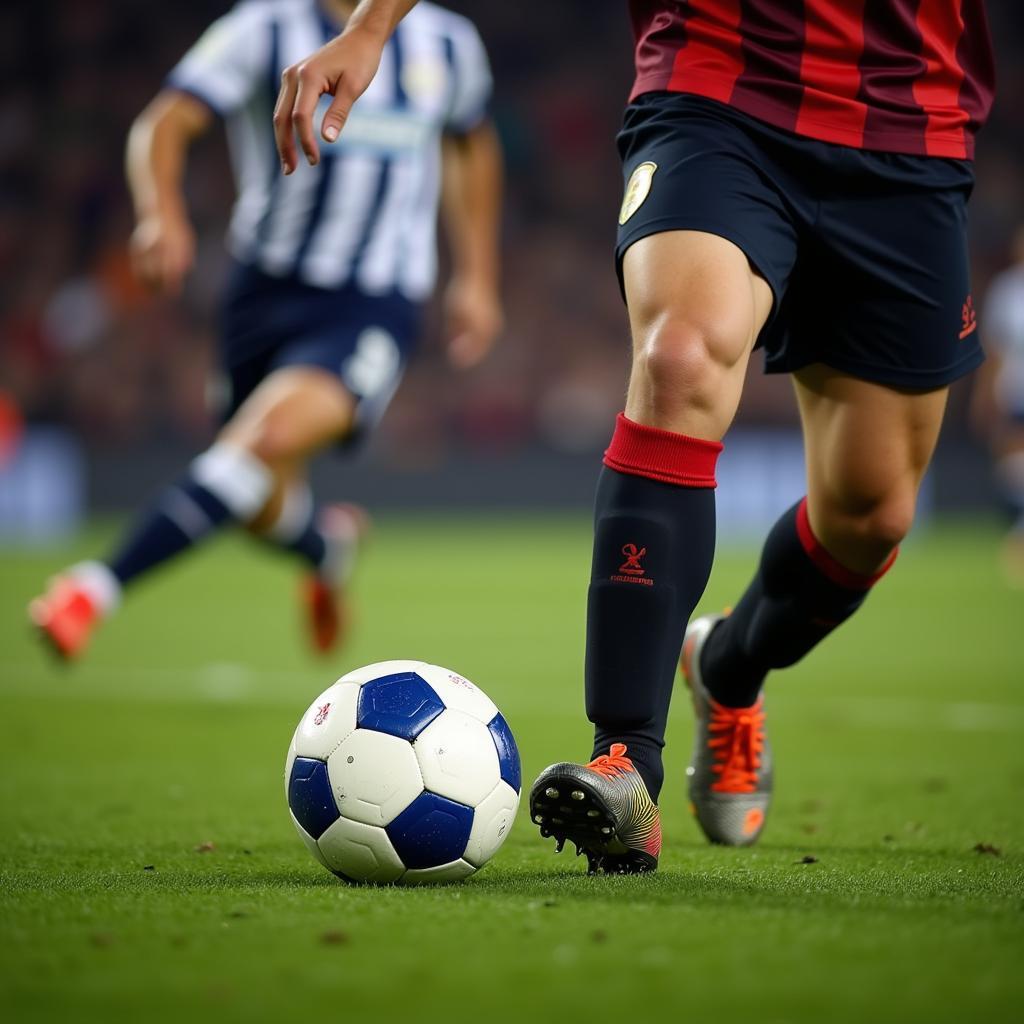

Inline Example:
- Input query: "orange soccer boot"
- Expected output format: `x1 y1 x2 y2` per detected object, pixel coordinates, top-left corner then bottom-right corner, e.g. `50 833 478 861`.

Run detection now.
681 614 773 846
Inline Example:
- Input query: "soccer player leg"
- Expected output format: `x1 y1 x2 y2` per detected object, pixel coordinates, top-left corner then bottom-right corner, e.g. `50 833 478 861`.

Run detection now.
29 365 355 661
701 368 947 702
532 230 772 872
221 365 368 653
593 231 772 787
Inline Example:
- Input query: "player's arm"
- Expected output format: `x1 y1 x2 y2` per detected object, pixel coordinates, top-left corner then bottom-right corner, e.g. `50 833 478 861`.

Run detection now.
274 0 419 173
125 91 213 295
440 122 505 369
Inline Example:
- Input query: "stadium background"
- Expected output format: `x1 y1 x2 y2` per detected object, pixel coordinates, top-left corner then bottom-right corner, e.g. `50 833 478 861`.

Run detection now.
3 0 1024 531
1 5 1022 1022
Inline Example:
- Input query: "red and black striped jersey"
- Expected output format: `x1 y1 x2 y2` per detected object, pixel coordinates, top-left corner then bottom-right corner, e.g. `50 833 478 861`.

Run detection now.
629 0 995 159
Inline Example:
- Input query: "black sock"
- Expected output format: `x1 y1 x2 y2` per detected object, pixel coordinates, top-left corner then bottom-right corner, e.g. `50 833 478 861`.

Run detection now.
701 499 896 707
108 444 272 587
585 414 722 802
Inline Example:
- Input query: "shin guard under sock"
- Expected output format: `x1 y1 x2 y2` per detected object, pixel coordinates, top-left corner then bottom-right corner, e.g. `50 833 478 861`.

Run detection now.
701 498 897 707
586 413 722 801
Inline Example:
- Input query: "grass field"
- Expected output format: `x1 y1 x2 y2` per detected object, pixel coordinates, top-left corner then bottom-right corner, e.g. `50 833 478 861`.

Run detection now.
1 516 1022 1023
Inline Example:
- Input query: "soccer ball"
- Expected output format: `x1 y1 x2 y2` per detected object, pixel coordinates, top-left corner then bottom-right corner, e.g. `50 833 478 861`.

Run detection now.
285 660 521 884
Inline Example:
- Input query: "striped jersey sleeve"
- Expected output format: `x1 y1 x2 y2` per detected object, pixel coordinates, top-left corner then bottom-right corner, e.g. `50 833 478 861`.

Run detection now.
442 17 493 134
166 1 273 115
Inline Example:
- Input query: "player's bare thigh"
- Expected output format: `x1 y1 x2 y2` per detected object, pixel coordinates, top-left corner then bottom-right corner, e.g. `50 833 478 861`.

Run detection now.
794 364 949 574
622 230 774 440
219 366 356 464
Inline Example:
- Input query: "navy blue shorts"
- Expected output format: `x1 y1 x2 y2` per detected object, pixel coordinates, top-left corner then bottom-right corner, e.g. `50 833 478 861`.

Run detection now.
615 94 983 390
218 261 422 442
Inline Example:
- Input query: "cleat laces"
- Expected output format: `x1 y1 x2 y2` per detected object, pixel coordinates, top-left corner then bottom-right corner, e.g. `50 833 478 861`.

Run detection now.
707 700 765 794
585 743 635 779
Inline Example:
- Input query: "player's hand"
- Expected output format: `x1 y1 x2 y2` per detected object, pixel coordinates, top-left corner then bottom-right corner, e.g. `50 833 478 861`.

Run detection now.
443 277 503 370
129 213 196 296
274 27 384 174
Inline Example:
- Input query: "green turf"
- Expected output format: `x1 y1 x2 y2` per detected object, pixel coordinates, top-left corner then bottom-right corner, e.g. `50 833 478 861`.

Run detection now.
1 517 1022 1023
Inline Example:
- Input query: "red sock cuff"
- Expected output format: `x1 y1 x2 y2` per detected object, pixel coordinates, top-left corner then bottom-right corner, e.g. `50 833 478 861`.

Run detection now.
796 498 898 590
603 413 723 488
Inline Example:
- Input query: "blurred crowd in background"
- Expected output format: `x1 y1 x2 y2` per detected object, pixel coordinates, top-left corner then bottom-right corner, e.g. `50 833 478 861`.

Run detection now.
2 0 1024 466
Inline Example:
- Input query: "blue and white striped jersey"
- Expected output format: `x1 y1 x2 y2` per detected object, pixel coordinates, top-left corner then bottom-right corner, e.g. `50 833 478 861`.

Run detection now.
167 0 492 299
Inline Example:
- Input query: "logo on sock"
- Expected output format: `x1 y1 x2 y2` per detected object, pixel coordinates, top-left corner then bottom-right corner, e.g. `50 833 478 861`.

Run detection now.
619 543 647 575
611 543 653 586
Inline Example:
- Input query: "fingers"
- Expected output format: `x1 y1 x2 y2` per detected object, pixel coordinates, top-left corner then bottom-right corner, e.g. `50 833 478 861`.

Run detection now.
273 67 300 173
275 62 326 172
291 72 322 168
321 87 353 144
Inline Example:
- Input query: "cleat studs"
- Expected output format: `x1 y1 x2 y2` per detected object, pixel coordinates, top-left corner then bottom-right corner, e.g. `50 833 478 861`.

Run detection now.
545 788 559 799
571 791 585 801
601 827 613 835
587 809 600 818
551 817 564 825
555 838 566 854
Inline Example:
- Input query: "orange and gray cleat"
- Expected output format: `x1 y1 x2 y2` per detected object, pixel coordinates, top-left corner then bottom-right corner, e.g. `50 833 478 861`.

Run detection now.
302 503 370 654
529 743 661 874
29 577 101 662
681 614 773 846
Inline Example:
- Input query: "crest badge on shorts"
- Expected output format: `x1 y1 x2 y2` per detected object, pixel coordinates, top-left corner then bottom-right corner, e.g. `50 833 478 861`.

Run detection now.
619 161 658 225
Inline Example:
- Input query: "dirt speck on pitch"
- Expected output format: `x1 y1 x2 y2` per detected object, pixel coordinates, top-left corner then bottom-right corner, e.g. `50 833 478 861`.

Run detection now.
972 842 1001 856
89 932 114 948
796 855 819 865
321 929 349 946
195 841 216 853
591 929 608 944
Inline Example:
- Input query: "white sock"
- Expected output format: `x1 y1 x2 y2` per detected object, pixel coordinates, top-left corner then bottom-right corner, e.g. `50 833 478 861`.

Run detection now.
265 483 315 545
70 561 122 616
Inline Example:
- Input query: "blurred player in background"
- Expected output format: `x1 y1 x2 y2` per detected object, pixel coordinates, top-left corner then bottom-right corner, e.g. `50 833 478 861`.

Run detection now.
275 0 993 872
973 227 1024 586
30 0 502 660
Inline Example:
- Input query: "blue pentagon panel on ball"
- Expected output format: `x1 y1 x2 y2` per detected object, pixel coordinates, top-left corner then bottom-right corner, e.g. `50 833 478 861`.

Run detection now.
287 757 340 840
487 712 521 793
356 671 445 741
385 792 474 869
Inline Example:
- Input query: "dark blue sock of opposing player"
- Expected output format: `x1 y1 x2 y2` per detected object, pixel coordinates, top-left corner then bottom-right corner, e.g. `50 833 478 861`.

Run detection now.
586 413 722 802
700 498 897 708
255 483 330 573
106 443 273 589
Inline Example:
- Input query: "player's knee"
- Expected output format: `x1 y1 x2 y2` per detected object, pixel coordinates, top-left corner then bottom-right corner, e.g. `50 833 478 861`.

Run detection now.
232 415 304 467
633 318 743 420
823 491 916 558
861 496 916 551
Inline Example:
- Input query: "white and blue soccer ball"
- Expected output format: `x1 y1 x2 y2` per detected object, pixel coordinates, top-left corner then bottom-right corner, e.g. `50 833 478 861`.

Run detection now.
285 660 521 884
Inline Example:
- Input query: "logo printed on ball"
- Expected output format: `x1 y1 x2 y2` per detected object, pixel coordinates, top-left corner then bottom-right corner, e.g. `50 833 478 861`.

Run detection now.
314 702 331 726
